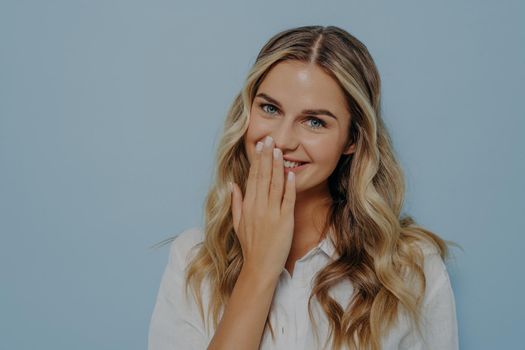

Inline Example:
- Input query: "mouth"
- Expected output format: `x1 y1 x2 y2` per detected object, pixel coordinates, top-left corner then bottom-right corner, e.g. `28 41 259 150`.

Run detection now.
283 161 309 172
283 159 305 167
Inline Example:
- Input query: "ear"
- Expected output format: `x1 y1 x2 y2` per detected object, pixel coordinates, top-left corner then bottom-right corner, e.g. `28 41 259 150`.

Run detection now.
343 142 356 155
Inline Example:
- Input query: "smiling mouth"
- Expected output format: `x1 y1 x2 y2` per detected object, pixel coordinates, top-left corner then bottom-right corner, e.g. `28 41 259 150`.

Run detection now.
283 162 308 171
283 159 305 168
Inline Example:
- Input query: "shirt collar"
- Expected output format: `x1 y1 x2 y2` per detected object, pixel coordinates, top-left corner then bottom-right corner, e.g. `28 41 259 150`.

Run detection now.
317 232 339 261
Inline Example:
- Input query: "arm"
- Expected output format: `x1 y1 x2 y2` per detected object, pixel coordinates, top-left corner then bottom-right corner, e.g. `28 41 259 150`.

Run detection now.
419 269 459 350
208 137 295 349
400 251 459 350
148 235 208 350
207 265 279 350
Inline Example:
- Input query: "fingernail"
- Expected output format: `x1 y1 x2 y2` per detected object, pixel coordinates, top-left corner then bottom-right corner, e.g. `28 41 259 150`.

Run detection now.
287 171 294 181
256 142 263 153
264 135 273 147
228 181 233 193
273 148 281 159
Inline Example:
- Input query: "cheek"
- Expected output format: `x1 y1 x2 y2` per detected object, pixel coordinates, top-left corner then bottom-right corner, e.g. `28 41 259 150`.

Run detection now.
243 121 266 161
309 140 342 164
246 117 271 142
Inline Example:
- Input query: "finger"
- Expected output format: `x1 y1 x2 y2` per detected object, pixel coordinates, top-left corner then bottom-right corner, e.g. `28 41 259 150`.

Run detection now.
244 140 263 208
269 147 284 216
257 136 274 207
281 171 296 215
230 182 242 235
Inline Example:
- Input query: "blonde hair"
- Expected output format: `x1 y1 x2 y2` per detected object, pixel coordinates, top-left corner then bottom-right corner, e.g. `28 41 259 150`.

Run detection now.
161 25 456 349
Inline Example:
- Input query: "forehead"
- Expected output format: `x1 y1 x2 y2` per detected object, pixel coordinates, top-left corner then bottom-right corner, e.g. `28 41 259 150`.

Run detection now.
256 60 349 117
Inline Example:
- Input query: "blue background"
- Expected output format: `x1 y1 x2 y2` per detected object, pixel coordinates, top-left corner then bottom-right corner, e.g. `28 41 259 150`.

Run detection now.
1 1 523 349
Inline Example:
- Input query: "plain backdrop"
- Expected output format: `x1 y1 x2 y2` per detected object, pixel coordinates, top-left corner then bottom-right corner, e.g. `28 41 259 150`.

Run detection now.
1 1 523 349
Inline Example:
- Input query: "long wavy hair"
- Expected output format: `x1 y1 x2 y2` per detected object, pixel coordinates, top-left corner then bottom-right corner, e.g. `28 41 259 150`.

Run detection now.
165 25 455 350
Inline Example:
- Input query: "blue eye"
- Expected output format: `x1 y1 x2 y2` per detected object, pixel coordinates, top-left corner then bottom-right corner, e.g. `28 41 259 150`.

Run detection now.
306 118 326 130
260 103 278 115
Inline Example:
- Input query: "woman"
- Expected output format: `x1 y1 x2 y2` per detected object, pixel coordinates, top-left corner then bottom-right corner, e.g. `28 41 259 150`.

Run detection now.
148 25 459 350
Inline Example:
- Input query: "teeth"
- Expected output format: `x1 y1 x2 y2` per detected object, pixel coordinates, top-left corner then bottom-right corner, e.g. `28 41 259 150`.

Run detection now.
284 160 303 168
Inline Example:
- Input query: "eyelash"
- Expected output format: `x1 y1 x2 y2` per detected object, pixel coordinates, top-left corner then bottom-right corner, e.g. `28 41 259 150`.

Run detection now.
258 103 327 130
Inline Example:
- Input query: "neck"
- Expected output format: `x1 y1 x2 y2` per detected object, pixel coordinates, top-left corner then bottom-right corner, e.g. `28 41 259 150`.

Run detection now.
291 181 333 253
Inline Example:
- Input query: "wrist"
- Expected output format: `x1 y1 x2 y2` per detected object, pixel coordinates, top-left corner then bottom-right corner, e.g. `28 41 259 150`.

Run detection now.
239 263 281 288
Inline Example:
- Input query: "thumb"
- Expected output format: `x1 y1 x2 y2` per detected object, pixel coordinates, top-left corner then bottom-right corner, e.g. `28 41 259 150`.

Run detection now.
230 182 242 235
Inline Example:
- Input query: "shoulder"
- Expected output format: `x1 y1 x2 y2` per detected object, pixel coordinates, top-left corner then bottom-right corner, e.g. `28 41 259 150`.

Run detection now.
168 226 205 270
414 240 447 280
410 239 454 304
413 239 441 257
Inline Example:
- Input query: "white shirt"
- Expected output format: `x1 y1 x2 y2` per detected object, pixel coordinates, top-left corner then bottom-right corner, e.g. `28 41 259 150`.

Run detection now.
148 227 459 350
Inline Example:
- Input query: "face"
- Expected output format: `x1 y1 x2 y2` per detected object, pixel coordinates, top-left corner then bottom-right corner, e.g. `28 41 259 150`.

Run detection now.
243 60 355 198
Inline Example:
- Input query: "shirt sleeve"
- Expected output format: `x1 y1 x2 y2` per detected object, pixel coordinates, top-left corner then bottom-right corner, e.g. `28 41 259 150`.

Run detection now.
401 251 459 350
148 233 208 350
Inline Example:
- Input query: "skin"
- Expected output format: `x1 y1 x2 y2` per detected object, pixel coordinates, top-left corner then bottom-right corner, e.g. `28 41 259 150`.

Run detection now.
207 60 356 349
244 60 356 276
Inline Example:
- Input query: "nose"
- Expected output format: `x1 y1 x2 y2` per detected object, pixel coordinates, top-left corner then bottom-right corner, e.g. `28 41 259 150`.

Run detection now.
270 117 299 152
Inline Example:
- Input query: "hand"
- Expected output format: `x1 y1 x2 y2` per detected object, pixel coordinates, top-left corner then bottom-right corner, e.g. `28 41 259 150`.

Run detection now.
230 135 296 279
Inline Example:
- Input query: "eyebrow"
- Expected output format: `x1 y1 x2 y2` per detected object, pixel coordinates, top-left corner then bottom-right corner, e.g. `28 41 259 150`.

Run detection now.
255 93 339 120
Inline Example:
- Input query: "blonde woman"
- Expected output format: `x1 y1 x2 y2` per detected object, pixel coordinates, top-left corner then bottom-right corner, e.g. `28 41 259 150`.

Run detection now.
148 25 459 350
